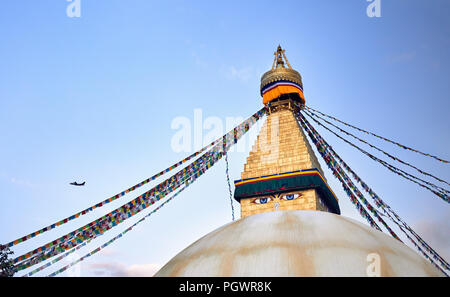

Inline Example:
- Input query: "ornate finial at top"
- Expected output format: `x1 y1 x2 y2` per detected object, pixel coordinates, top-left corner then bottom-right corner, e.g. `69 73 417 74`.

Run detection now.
272 45 292 70
261 45 304 105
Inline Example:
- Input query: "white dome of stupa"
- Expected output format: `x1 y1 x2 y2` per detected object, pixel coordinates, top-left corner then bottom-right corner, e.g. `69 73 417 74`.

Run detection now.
155 210 443 277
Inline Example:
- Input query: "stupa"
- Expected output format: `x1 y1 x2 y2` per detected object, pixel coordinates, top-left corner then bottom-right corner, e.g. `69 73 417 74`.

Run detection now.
154 46 444 277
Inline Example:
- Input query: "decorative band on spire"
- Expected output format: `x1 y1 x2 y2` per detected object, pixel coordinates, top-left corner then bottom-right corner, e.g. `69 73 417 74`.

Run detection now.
261 80 305 105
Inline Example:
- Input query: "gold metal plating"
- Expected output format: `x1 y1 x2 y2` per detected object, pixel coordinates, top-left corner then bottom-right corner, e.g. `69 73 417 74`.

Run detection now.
260 45 303 92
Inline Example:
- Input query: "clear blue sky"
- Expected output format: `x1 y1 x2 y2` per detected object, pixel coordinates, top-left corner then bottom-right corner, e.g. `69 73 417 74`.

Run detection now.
0 0 449 276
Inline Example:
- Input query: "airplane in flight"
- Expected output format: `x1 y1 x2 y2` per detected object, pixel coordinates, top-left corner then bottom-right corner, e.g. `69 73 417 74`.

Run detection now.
70 181 86 186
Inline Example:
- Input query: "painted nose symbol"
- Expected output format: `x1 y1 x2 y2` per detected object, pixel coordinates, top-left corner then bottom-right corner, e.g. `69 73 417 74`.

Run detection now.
274 202 280 211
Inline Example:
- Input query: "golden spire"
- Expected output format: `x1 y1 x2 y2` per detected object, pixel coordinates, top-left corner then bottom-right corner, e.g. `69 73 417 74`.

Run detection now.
272 45 293 70
234 46 340 218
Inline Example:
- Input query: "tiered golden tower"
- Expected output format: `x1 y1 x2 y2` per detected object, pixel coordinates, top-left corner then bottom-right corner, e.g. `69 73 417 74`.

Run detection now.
234 46 340 218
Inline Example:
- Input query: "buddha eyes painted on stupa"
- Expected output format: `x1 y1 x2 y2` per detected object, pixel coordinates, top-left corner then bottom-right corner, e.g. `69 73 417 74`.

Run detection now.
253 197 273 204
281 193 300 201
251 192 302 204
